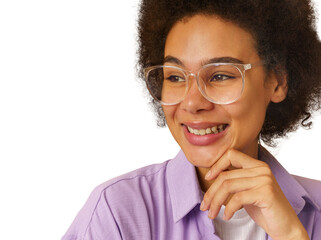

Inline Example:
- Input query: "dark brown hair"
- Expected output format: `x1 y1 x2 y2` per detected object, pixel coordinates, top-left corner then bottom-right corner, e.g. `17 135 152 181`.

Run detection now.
137 0 321 145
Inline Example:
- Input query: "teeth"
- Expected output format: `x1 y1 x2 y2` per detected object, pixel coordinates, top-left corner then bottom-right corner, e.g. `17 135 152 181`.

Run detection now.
194 129 200 135
187 124 226 135
211 126 218 134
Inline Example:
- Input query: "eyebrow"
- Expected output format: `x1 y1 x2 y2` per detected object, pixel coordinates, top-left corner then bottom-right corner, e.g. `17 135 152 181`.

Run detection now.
203 57 245 65
163 55 244 66
163 56 185 66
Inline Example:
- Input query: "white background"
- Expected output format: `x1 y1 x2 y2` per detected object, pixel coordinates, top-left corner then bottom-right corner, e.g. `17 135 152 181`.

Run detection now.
0 1 320 239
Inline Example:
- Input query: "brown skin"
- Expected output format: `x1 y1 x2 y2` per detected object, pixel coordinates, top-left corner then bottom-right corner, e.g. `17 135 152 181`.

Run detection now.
164 15 276 171
163 15 308 240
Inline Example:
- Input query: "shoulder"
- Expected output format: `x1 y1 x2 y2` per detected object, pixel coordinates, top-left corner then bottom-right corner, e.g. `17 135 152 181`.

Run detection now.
293 175 321 192
96 160 170 195
62 160 171 240
86 160 171 210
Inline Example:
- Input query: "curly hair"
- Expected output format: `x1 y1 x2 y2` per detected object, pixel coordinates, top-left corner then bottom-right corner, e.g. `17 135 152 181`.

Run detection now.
137 0 321 145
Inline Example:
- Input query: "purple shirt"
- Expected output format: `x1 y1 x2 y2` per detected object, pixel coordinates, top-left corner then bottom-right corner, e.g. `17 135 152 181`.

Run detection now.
62 146 321 239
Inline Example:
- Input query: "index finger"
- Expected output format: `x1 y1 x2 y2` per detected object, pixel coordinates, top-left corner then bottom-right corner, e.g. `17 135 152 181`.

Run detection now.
205 149 265 180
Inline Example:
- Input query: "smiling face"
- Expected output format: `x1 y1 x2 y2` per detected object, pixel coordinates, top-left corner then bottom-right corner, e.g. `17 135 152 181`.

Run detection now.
163 15 286 168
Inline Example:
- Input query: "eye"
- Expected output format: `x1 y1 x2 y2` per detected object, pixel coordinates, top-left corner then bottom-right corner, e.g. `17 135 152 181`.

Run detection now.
210 74 235 82
166 75 186 82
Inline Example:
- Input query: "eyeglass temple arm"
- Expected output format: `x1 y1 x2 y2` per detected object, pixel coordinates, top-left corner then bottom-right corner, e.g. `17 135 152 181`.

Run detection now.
244 61 265 71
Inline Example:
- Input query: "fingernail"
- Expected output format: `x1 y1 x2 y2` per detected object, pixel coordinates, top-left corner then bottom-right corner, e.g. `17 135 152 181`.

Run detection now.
208 209 214 219
200 201 205 210
205 170 212 180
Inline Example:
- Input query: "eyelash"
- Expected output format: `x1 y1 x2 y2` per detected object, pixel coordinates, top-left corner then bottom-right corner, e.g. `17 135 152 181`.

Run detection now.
166 75 185 82
209 74 234 82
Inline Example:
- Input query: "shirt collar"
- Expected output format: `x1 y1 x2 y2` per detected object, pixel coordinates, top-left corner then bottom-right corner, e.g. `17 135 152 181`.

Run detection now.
259 145 320 213
166 150 203 223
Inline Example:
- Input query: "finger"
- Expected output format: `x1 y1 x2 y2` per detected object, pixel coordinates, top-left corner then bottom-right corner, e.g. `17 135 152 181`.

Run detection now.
205 149 267 180
205 177 261 219
223 187 267 221
202 167 266 210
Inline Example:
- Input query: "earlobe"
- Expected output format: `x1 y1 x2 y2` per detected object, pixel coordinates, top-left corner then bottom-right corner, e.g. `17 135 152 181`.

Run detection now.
271 74 288 103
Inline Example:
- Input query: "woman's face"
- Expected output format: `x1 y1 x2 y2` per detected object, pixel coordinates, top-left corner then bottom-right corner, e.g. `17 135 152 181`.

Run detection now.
163 15 285 168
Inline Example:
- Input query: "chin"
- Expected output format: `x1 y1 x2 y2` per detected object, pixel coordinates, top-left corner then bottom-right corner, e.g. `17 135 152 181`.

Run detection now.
183 145 227 168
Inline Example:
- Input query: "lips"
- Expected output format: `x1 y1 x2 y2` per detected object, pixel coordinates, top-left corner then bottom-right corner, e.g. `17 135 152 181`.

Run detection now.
183 123 228 146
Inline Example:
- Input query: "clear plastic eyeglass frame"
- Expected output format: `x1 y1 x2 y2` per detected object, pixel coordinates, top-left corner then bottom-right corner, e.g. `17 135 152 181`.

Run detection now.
143 62 264 106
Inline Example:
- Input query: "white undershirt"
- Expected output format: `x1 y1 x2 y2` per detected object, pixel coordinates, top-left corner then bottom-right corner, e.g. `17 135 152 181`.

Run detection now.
213 206 266 240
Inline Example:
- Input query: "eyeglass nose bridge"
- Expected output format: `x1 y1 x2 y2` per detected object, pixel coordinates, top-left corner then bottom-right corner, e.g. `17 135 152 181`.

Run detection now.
183 71 214 103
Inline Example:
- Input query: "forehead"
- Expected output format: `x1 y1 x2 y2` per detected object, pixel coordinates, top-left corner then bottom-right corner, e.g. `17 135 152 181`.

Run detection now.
164 15 259 68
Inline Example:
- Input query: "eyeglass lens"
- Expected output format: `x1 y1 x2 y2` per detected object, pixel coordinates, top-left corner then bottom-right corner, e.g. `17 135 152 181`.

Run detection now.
146 64 244 105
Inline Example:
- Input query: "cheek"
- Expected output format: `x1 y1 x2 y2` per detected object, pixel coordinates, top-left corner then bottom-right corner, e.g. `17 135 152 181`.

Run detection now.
162 106 175 123
162 106 179 136
227 85 268 145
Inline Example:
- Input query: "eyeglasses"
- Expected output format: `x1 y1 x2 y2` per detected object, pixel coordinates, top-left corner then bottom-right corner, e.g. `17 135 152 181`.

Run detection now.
144 62 263 105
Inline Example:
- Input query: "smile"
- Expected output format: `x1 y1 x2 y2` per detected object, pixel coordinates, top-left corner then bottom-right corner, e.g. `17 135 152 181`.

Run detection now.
187 124 228 136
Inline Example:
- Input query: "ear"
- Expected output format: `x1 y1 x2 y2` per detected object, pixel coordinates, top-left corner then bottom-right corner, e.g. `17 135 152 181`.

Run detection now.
270 72 288 103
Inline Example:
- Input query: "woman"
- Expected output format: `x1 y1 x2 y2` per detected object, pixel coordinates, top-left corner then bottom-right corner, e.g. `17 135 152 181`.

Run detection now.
62 0 321 239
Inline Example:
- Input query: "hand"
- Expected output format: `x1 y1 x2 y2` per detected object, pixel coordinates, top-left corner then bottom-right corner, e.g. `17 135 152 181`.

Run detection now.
199 149 309 240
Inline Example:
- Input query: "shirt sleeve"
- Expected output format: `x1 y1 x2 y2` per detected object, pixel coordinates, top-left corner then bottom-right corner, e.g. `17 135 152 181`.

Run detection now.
61 187 122 240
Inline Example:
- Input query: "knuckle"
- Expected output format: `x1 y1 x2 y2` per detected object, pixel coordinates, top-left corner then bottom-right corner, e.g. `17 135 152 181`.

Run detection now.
226 149 235 158
260 164 272 175
261 175 273 185
233 192 244 202
222 179 232 190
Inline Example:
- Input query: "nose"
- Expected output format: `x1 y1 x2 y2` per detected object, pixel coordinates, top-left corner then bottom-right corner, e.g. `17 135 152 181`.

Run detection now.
179 74 215 114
